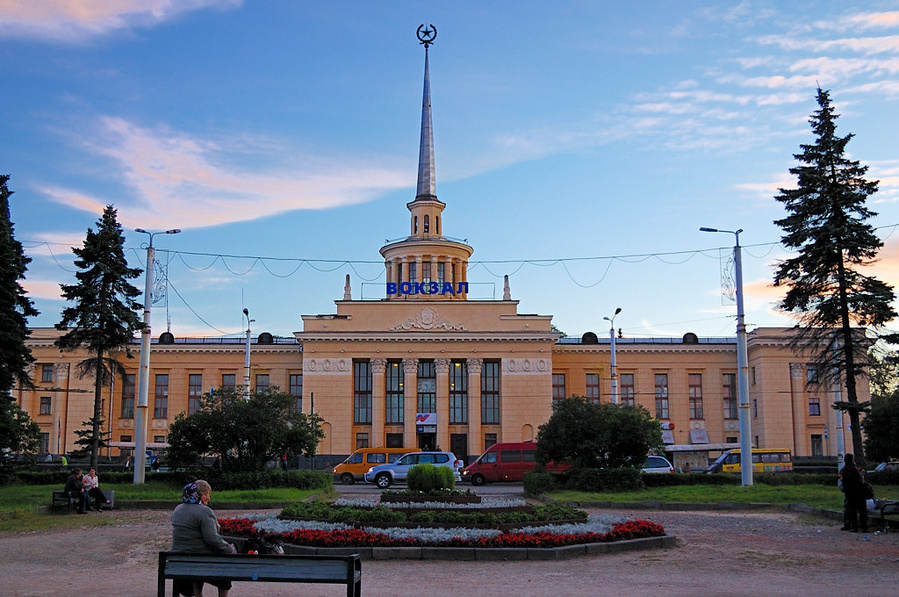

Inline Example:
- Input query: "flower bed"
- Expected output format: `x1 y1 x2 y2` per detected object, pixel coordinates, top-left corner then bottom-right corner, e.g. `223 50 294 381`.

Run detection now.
218 513 665 549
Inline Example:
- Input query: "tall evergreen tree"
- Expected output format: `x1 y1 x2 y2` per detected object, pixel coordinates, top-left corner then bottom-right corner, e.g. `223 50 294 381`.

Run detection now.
0 175 41 474
56 205 144 470
773 88 896 467
0 175 39 396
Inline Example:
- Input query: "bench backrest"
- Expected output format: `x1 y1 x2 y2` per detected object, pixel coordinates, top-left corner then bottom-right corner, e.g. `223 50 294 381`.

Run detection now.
158 551 361 597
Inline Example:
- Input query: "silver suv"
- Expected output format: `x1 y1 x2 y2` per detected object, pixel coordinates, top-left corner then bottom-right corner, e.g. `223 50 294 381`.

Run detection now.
363 451 462 489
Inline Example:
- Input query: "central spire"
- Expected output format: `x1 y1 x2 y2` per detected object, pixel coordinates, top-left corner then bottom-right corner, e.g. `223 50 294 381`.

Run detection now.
415 25 437 201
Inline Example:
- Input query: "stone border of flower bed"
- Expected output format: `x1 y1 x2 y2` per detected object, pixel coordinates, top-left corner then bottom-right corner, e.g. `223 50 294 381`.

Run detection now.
225 535 677 560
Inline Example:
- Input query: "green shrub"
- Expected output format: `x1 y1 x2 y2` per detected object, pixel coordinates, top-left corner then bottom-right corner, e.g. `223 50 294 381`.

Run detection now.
523 471 556 495
565 467 643 492
406 464 455 492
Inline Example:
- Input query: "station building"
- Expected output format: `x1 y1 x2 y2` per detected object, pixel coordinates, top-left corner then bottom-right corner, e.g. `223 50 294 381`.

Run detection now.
14 40 860 469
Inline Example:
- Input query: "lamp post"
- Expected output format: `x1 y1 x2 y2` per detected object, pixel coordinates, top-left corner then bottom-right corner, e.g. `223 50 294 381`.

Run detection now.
603 307 622 404
243 308 253 400
700 226 752 486
133 227 180 484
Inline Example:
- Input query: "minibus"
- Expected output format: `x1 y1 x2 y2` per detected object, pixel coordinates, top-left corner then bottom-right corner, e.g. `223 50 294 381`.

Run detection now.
461 442 569 485
706 448 792 474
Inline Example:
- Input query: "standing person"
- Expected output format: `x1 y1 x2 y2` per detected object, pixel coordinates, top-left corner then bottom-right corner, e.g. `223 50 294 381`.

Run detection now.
839 453 869 532
81 467 111 511
170 480 236 597
63 468 86 514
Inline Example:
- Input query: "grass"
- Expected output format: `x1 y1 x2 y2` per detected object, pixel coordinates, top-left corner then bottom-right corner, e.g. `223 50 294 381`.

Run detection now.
549 483 899 511
0 482 325 533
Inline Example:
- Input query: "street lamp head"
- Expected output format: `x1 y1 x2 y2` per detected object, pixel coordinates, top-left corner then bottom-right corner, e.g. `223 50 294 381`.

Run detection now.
135 228 149 234
699 227 718 233
165 229 181 235
243 308 249 316
614 307 622 315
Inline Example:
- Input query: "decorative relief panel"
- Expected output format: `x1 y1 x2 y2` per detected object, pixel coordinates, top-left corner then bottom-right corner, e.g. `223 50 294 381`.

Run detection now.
303 358 350 374
391 307 465 331
504 358 549 373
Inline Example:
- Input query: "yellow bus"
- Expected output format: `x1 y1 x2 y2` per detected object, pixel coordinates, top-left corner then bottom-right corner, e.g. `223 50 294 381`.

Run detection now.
706 448 793 474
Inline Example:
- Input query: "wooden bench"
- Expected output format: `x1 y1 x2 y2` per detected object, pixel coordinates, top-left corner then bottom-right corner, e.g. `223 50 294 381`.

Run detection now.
869 499 899 532
50 489 115 513
157 552 361 597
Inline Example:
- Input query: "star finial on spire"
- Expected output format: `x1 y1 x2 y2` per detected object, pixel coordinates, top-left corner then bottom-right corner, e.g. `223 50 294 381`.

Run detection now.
417 24 437 49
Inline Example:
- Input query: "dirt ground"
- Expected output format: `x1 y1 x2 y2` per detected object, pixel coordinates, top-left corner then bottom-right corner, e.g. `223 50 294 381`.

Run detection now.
2 507 898 597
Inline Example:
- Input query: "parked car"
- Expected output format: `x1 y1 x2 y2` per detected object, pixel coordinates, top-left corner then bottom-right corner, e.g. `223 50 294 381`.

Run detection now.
332 447 420 485
642 455 675 473
870 461 899 474
363 451 462 489
461 442 569 486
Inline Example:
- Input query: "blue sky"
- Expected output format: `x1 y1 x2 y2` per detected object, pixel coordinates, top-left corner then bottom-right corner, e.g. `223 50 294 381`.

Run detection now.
3 1 899 340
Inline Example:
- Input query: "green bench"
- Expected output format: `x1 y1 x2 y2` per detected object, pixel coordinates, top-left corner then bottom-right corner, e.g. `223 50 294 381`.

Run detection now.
50 489 114 513
157 552 361 597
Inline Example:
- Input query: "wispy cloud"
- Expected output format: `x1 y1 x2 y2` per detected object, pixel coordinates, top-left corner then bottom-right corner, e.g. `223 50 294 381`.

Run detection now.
0 0 241 42
40 116 412 230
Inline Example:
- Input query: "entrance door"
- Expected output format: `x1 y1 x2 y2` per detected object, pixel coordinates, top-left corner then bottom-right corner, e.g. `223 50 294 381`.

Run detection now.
418 433 436 451
450 433 468 465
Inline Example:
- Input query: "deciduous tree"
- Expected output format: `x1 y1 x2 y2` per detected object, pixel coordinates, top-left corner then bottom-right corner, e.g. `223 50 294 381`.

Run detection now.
535 397 663 469
773 88 896 467
166 387 325 473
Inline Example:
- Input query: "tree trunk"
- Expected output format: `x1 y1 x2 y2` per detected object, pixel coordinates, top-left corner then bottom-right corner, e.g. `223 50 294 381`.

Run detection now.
837 259 866 468
91 351 103 471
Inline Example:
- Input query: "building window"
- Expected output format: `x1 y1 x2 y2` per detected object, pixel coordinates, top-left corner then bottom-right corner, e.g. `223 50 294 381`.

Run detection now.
449 360 468 424
437 262 445 285
187 374 202 414
422 261 431 285
356 433 369 450
586 373 600 403
417 360 436 413
726 436 737 444
484 433 497 450
255 373 270 392
723 373 737 419
620 373 635 407
120 434 132 443
753 399 758 418
811 434 823 457
289 374 303 412
654 373 669 419
424 214 430 233
552 373 566 401
689 373 703 419
121 373 135 418
39 396 51 415
481 360 501 424
809 397 821 416
385 360 404 424
221 373 236 390
409 262 417 285
386 433 403 448
806 365 819 384
40 433 50 453
751 366 756 386
41 364 54 383
153 374 169 419
354 360 372 424
153 435 165 444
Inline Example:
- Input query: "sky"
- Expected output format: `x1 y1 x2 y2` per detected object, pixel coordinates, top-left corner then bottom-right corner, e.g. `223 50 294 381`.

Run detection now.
3 0 899 341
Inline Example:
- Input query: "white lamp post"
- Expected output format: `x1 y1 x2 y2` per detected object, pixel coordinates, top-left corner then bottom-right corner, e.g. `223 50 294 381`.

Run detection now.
243 308 253 400
603 307 622 404
700 227 752 486
133 227 180 484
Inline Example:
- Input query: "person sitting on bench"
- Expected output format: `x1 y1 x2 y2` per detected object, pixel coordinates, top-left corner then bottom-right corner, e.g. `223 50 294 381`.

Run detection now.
81 467 111 511
63 468 87 514
170 480 237 597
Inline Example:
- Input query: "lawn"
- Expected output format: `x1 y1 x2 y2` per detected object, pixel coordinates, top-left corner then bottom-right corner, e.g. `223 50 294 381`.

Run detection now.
0 482 325 533
550 483 899 511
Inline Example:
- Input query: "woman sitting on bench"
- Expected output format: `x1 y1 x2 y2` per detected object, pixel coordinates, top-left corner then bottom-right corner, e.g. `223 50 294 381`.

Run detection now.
81 467 111 511
170 480 236 597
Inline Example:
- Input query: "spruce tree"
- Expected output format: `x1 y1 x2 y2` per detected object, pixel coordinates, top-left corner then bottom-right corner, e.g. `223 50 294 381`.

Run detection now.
773 88 896 467
0 175 41 473
56 205 144 469
0 175 39 396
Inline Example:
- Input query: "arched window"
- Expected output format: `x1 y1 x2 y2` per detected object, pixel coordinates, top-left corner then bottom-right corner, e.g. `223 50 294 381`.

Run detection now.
436 216 440 235
424 215 430 233
414 216 418 234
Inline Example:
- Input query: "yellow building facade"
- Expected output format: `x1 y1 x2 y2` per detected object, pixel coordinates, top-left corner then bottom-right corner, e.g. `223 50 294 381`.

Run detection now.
14 37 861 468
